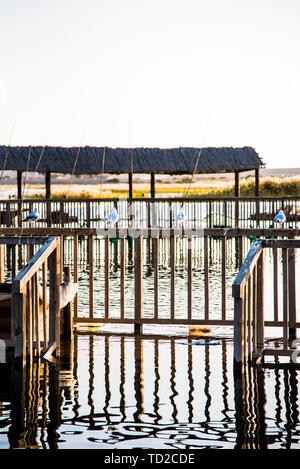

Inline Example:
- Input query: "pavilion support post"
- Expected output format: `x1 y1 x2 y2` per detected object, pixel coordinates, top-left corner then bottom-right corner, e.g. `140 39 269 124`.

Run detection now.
45 170 51 199
234 171 240 197
17 171 23 200
17 171 23 227
234 171 240 228
128 172 133 199
255 168 260 197
255 168 260 227
150 172 155 199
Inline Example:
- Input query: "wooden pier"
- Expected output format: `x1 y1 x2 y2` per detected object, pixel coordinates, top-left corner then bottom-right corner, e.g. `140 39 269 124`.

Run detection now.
0 225 299 367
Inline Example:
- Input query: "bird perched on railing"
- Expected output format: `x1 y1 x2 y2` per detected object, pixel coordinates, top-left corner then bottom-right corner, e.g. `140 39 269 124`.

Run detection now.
106 207 119 226
273 209 286 225
23 207 40 223
176 207 185 225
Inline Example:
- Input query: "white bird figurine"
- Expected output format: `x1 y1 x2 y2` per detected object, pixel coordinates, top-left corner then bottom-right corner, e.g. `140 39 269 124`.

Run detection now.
176 207 185 224
23 207 40 223
273 209 286 225
107 207 119 226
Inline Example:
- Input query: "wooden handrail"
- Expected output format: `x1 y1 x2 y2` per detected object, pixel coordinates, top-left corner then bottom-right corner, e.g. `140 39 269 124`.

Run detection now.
12 237 59 292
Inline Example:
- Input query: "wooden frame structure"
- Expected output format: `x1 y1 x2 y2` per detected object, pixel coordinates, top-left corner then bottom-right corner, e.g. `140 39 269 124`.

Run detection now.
0 236 61 365
233 238 300 370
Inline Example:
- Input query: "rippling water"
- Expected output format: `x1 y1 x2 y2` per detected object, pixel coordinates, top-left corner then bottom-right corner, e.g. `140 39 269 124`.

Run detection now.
0 333 300 449
0 238 300 450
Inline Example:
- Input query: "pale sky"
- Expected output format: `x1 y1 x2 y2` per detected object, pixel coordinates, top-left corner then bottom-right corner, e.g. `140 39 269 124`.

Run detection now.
0 0 299 168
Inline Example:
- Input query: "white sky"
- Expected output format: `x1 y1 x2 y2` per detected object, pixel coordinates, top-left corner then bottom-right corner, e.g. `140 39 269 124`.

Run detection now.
0 0 299 168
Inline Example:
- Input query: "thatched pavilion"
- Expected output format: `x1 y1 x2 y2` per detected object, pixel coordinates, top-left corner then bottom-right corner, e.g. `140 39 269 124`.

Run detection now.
0 146 264 198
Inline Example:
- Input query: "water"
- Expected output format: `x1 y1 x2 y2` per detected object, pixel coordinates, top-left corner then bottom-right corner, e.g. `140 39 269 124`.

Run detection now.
0 334 299 449
0 238 300 450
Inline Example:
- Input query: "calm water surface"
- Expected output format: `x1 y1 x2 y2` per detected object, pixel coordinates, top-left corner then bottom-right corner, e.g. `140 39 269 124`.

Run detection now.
0 238 300 450
0 333 300 449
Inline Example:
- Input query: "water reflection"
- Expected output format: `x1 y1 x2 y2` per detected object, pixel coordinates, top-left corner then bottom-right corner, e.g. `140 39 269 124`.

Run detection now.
0 334 300 449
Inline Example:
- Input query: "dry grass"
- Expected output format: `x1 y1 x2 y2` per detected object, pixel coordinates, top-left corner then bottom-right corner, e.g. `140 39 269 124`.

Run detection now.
5 175 300 199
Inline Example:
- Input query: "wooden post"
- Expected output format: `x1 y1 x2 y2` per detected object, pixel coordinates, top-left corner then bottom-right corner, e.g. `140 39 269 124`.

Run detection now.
222 236 226 320
120 237 125 319
255 168 260 197
134 236 143 334
48 241 61 355
61 266 73 338
235 171 240 197
128 172 133 199
288 247 296 340
153 237 159 320
105 236 110 319
73 235 78 320
256 251 264 352
235 171 240 228
11 290 27 365
17 171 23 227
17 171 23 200
204 235 209 320
233 296 244 370
187 236 192 320
150 172 155 199
45 170 51 199
88 235 94 320
0 243 4 282
170 234 175 320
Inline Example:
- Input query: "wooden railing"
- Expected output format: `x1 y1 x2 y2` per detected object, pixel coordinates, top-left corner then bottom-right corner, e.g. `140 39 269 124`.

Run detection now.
0 236 61 365
233 238 300 370
1 196 300 229
1 227 299 337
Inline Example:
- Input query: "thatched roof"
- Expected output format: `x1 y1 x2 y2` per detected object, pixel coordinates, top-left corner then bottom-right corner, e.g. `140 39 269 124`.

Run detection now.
0 146 264 175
